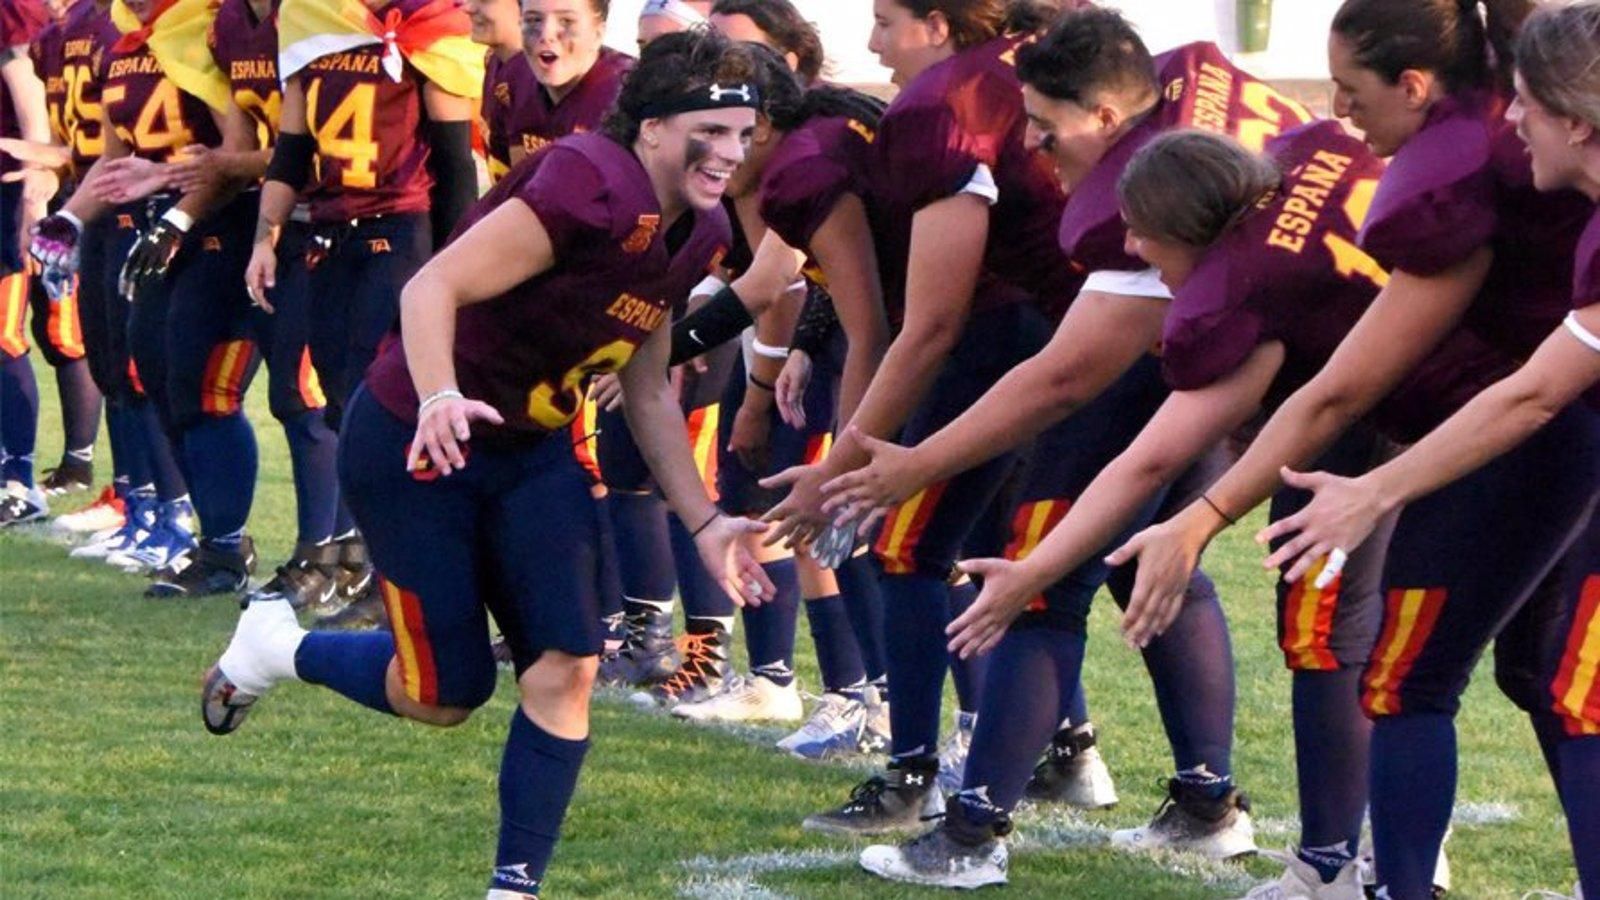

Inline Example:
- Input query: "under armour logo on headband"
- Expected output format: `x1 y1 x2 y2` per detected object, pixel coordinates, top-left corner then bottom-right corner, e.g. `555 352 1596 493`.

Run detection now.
708 84 752 103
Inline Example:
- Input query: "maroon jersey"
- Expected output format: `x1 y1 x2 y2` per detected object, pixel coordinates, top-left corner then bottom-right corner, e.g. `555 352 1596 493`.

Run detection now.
1160 121 1507 442
871 34 1078 326
1359 89 1593 362
759 113 874 257
1060 42 1314 275
102 37 222 163
481 49 534 176
296 0 436 221
55 0 115 174
209 0 281 147
29 17 69 150
365 133 732 443
1574 208 1600 412
498 46 632 160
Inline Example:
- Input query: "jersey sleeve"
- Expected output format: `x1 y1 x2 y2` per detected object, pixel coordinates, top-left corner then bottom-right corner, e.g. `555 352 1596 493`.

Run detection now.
1160 253 1266 391
513 146 614 262
1358 114 1496 275
759 149 851 252
875 94 1002 213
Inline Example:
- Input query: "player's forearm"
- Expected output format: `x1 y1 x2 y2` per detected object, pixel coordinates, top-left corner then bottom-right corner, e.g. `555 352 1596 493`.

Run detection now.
253 180 298 244
399 267 462 400
1 56 51 144
61 154 115 223
828 321 958 475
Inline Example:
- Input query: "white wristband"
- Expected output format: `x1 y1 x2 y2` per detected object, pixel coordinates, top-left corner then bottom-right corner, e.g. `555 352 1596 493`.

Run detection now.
59 209 84 232
160 207 194 233
691 275 727 299
417 388 464 418
751 338 789 360
1564 312 1600 355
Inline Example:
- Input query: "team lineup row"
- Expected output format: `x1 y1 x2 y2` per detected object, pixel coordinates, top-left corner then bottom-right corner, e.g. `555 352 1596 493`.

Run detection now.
1 0 1597 898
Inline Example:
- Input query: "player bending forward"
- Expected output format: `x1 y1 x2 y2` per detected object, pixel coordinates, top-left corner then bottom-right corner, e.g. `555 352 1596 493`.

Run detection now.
200 30 773 900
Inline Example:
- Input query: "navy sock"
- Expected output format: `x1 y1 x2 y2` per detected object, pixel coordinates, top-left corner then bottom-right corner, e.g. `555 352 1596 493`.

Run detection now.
608 491 677 604
493 707 590 896
882 573 951 759
1531 710 1567 788
806 593 866 694
836 552 887 682
1061 681 1089 727
1 354 39 485
281 410 339 544
743 557 799 685
1559 736 1600 896
180 413 258 543
133 399 187 500
1143 569 1235 784
1292 668 1370 853
294 630 397 715
593 495 624 626
670 513 734 619
54 358 101 455
1370 713 1456 899
332 495 355 538
962 626 1088 816
106 405 137 484
1297 841 1358 885
947 581 989 714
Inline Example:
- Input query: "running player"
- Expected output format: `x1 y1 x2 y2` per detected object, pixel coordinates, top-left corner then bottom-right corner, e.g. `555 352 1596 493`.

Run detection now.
1258 4 1600 896
201 30 772 899
1105 2 1591 897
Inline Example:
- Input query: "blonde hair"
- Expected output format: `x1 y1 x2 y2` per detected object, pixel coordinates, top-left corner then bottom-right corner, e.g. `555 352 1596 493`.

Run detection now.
1118 130 1281 248
1516 1 1600 129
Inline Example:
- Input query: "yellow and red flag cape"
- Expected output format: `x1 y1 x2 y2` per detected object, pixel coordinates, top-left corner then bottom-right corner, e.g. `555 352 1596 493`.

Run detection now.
278 0 483 98
110 0 232 113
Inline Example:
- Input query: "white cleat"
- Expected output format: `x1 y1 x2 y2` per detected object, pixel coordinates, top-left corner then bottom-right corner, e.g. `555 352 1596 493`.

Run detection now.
672 673 803 723
860 825 1009 889
201 597 306 735
53 487 125 536
1111 778 1257 860
1024 725 1119 809
1239 847 1365 899
777 692 867 759
70 521 147 560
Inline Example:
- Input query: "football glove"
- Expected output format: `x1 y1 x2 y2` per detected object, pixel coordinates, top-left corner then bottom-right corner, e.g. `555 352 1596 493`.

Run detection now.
119 216 185 302
29 212 82 275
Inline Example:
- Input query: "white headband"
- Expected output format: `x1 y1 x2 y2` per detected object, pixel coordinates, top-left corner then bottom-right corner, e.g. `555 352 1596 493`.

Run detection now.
641 0 706 26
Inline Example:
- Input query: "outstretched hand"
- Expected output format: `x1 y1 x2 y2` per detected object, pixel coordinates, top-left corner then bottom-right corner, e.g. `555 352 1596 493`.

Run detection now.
1258 466 1385 587
945 557 1040 659
693 514 775 607
406 395 505 477
820 426 926 527
1105 519 1206 650
758 462 832 550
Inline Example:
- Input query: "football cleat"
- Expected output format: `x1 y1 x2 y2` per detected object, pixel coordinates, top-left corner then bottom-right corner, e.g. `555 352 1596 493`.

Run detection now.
672 672 803 723
1023 723 1119 809
859 802 1011 890
315 590 389 630
599 604 680 687
1359 829 1452 897
39 457 93 496
257 541 341 611
0 481 49 527
1517 887 1583 900
106 499 196 573
70 493 155 560
802 760 945 837
937 710 977 794
1111 777 1257 860
53 485 125 535
146 536 257 599
859 685 891 754
1239 847 1365 900
201 596 306 735
486 888 539 900
777 692 867 759
632 628 730 708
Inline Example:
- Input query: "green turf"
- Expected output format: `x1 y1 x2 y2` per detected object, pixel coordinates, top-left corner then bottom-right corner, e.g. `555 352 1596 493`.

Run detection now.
0 354 1579 898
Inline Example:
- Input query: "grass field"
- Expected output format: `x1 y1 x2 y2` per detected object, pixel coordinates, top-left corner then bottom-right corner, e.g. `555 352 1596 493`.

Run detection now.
0 353 1580 898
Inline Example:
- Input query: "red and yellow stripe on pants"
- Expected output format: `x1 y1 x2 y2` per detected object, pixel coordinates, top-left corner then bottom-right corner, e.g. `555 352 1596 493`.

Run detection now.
201 339 256 415
873 482 949 576
43 277 86 359
1362 587 1447 717
1002 499 1072 612
1280 557 1343 670
570 394 603 484
1552 575 1600 736
686 403 720 500
803 432 833 466
380 576 439 706
296 347 326 409
0 271 28 358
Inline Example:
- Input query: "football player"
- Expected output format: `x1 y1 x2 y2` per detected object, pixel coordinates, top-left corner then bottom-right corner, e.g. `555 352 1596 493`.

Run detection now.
201 31 772 899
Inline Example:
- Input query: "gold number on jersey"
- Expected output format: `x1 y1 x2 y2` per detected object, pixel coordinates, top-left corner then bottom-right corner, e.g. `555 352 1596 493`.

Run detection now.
306 79 379 189
108 80 192 159
64 63 105 161
233 88 281 151
1324 177 1388 289
526 340 637 429
1235 81 1313 152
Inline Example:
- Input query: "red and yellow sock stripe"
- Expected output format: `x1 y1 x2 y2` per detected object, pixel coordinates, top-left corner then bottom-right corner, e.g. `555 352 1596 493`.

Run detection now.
296 347 326 409
0 271 29 359
1280 556 1342 671
686 403 719 500
380 576 439 706
873 481 949 576
44 279 86 360
1552 574 1600 737
1362 586 1447 717
201 339 257 415
1002 498 1071 612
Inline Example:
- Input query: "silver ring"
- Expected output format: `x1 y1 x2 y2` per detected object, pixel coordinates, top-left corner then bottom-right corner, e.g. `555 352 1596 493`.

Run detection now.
1314 547 1349 590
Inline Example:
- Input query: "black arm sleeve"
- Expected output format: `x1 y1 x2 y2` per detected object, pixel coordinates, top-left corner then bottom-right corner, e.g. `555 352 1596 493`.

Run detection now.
668 285 755 366
264 131 315 192
425 119 476 249
790 281 841 359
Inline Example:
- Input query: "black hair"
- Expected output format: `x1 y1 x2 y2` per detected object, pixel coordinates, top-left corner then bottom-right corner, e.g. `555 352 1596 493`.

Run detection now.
710 0 825 84
1331 0 1534 94
602 27 764 145
1016 7 1157 108
739 42 884 133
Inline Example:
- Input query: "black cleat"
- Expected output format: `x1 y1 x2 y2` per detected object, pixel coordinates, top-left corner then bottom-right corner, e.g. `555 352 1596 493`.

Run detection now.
859 800 1012 888
40 457 94 496
632 627 730 707
598 604 680 687
315 590 389 630
1024 723 1119 809
1111 777 1257 860
802 758 946 837
146 536 257 599
260 541 342 611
